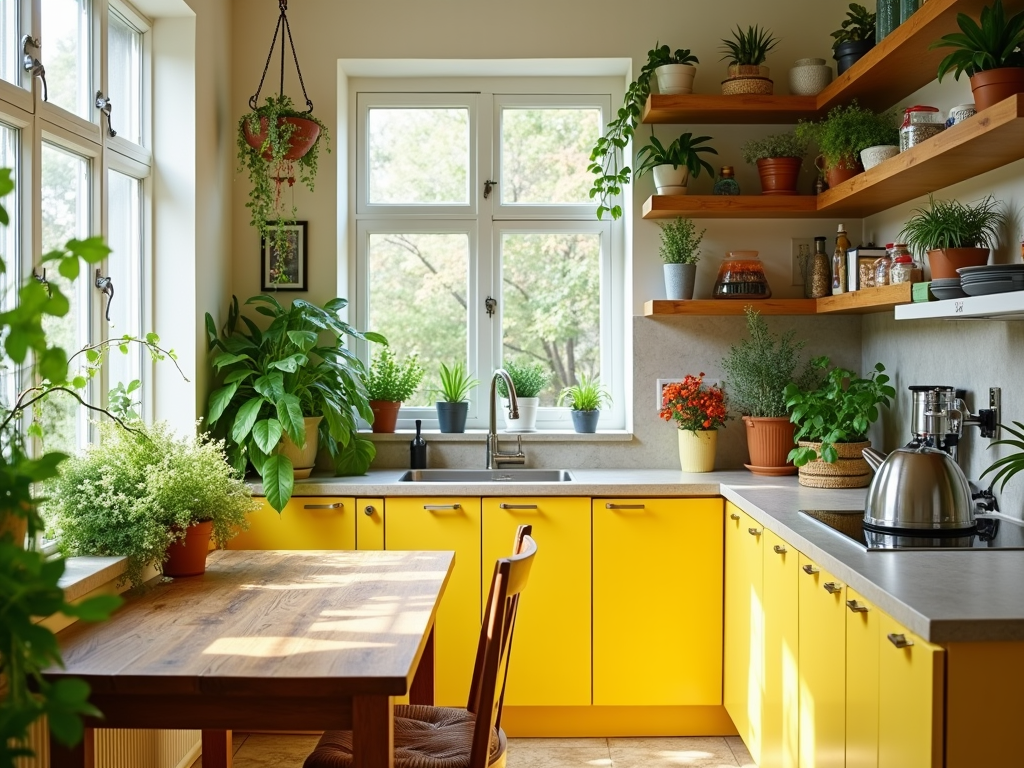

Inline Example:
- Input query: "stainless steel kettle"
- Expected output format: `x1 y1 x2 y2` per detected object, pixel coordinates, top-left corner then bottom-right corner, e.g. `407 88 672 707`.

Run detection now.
862 446 974 530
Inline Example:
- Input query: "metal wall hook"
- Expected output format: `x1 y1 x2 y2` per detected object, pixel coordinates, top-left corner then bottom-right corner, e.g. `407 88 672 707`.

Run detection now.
21 35 47 102
95 270 114 322
95 91 116 137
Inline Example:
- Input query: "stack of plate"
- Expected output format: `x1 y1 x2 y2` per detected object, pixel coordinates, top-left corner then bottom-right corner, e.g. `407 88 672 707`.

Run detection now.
931 277 967 300
958 264 1024 297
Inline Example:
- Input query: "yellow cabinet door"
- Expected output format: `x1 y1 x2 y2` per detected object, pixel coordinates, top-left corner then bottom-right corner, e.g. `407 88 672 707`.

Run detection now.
227 497 356 550
761 530 799 768
798 555 846 768
845 588 879 768
482 497 591 706
385 497 481 706
877 614 944 768
356 498 384 551
593 497 723 706
724 502 763 761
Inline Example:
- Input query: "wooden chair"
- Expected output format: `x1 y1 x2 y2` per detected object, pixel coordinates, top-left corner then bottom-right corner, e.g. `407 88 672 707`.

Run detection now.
304 525 537 768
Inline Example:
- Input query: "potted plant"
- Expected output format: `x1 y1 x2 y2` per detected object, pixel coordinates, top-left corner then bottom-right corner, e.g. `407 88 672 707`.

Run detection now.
237 94 330 266
832 3 877 75
650 44 701 95
720 25 780 94
496 359 548 432
45 420 258 586
796 102 894 187
434 361 478 433
206 294 385 512
721 307 817 475
635 132 718 195
784 357 895 488
932 0 1024 111
659 373 728 472
740 132 809 195
558 373 611 433
365 347 425 434
980 420 1024 491
857 109 900 170
897 195 1004 278
658 217 705 300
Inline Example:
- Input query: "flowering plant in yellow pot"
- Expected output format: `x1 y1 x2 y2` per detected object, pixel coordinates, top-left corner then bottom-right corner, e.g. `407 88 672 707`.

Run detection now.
660 373 728 473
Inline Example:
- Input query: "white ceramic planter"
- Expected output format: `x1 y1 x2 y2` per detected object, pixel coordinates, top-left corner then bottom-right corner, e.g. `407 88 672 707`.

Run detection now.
788 58 833 96
860 144 899 170
652 164 689 195
502 397 539 432
655 64 696 95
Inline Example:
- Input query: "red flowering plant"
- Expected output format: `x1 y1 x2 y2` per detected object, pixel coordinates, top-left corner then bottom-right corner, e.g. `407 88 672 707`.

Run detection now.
659 373 729 433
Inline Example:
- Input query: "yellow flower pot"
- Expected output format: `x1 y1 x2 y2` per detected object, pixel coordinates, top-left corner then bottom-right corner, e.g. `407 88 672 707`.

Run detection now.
678 429 718 473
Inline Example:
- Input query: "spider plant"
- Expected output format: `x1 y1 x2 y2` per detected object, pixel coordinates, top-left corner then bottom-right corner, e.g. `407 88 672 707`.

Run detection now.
435 361 479 403
931 0 1024 81
897 195 1004 256
720 25 779 66
634 133 718 179
981 421 1024 490
558 373 611 412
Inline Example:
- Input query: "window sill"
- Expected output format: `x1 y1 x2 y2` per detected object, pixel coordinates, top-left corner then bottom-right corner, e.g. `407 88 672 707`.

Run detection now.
361 429 633 443
60 556 128 602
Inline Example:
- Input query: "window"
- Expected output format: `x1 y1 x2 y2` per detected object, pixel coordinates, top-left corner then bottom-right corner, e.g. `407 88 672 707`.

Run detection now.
355 87 622 431
0 0 20 87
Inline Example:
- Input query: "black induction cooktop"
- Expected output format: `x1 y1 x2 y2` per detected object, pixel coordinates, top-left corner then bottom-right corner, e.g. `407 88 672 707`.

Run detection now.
799 509 1024 551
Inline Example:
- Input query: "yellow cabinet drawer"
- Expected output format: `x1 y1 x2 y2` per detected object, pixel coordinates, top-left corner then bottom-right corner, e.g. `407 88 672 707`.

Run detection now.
845 588 879 768
227 497 356 550
761 529 799 768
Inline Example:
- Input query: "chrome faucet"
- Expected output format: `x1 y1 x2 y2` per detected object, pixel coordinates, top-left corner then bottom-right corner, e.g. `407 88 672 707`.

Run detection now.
486 368 526 470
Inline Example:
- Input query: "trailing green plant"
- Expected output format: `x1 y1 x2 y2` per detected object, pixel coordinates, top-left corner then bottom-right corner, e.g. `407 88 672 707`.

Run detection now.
784 357 895 466
720 25 779 66
237 94 331 266
495 359 549 399
796 102 899 168
205 294 385 512
635 132 718 179
435 361 478 403
587 43 700 221
658 218 705 265
832 3 877 48
740 132 809 164
557 373 610 412
980 421 1024 490
365 347 425 402
931 0 1024 81
721 306 818 418
897 194 1005 258
45 420 259 588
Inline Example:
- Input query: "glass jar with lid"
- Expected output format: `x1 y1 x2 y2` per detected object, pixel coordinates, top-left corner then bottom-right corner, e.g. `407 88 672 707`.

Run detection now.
713 251 772 299
890 244 915 284
874 243 894 287
900 106 944 151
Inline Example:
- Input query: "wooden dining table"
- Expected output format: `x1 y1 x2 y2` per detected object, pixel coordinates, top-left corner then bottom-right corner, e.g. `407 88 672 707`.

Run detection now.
45 549 455 768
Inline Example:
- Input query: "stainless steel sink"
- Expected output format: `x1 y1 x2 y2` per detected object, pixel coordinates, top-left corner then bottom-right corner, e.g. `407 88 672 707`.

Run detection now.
398 469 574 483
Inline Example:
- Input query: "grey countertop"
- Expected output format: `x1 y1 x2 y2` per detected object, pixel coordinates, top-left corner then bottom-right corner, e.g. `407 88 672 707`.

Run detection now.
261 469 1024 644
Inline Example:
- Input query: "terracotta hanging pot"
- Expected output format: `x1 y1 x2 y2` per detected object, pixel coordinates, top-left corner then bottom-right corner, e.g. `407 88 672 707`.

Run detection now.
755 157 802 195
242 115 321 161
163 520 214 577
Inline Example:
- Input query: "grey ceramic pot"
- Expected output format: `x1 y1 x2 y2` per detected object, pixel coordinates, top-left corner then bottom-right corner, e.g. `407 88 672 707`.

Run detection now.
571 409 600 433
436 401 469 433
664 263 697 300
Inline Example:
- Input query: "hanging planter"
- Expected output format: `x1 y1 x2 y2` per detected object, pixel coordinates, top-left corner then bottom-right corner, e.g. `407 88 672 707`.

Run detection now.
237 0 330 270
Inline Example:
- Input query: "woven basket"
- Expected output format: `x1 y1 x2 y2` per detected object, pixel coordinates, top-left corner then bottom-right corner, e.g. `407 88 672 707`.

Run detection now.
721 76 774 95
797 440 871 489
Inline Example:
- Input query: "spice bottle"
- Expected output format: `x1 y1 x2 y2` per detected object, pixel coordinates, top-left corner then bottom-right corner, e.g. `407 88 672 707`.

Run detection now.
806 236 831 299
713 166 741 195
832 224 850 295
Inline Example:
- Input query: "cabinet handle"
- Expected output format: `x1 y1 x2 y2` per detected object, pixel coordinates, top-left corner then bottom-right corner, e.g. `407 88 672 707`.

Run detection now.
802 564 819 575
887 633 914 649
748 527 761 536
363 505 376 517
773 544 787 555
304 502 343 510
824 582 842 595
605 503 645 509
499 503 538 510
846 600 869 613
730 513 741 520
424 504 461 511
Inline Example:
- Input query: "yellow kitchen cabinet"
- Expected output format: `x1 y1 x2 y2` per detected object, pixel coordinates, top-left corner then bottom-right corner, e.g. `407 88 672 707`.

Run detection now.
723 502 763 760
384 496 481 706
356 497 384 550
226 496 356 550
593 497 723 706
845 587 879 768
877 613 944 768
797 555 846 768
482 497 591 706
761 529 799 768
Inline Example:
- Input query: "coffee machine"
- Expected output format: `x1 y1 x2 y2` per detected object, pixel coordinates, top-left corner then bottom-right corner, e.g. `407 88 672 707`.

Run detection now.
906 385 1001 464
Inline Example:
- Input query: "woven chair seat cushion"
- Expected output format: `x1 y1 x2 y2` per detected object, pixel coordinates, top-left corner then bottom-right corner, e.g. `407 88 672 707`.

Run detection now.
304 705 502 768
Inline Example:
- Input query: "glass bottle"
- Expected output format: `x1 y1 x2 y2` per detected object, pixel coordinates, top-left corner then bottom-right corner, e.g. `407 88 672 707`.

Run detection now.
806 236 831 299
891 244 915 283
713 166 741 195
874 243 893 287
900 0 920 24
877 0 899 40
832 224 850 295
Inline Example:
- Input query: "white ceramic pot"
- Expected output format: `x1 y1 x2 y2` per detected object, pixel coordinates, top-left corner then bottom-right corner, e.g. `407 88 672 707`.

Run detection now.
947 103 976 125
652 164 689 195
655 64 696 95
503 397 539 432
860 144 899 170
788 58 833 96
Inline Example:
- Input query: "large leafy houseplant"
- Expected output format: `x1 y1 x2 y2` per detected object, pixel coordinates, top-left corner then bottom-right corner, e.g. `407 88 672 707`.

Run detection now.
831 3 877 47
981 421 1024 490
205 294 385 512
931 0 1024 81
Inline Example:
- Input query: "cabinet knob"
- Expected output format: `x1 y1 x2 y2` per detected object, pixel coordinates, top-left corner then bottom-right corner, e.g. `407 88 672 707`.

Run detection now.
802 564 819 575
730 513 741 520
887 633 914 649
363 505 375 517
824 582 843 595
846 599 869 613
303 502 343 510
773 544 787 555
747 527 761 536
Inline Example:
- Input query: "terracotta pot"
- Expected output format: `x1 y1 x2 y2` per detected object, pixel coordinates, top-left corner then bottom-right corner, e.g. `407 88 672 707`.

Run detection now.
677 429 717 473
927 247 990 279
242 115 321 161
743 416 797 473
275 416 323 479
755 157 802 195
797 440 871 489
816 155 862 188
969 68 1024 112
163 520 213 577
369 401 401 433
0 513 28 548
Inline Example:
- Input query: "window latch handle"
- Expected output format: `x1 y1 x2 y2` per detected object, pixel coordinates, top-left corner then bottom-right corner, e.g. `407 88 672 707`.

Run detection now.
95 270 114 322
95 91 116 137
21 35 47 102
484 179 498 199
485 296 496 318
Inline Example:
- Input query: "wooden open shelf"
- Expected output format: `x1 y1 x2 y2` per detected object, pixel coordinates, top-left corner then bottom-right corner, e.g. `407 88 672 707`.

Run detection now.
644 284 914 317
816 282 913 314
642 94 817 124
642 194 819 219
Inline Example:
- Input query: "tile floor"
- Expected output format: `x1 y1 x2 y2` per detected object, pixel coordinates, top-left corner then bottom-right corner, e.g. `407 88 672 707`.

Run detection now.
190 733 756 768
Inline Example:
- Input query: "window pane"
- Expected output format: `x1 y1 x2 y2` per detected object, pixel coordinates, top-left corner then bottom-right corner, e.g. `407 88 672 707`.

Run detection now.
501 233 601 405
500 108 600 205
0 123 18 425
39 143 90 453
42 0 91 118
367 233 468 406
368 108 469 205
108 10 142 144
0 0 20 85
106 169 142 404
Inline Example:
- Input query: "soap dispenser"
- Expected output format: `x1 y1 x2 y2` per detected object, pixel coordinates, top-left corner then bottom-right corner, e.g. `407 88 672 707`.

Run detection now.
410 419 427 469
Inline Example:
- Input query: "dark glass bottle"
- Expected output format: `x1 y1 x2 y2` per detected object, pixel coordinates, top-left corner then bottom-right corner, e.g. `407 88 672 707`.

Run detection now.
410 419 427 469
805 236 831 299
713 166 741 195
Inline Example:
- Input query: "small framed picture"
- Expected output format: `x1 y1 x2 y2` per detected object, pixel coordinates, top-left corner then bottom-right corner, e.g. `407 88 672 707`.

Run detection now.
261 221 308 291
